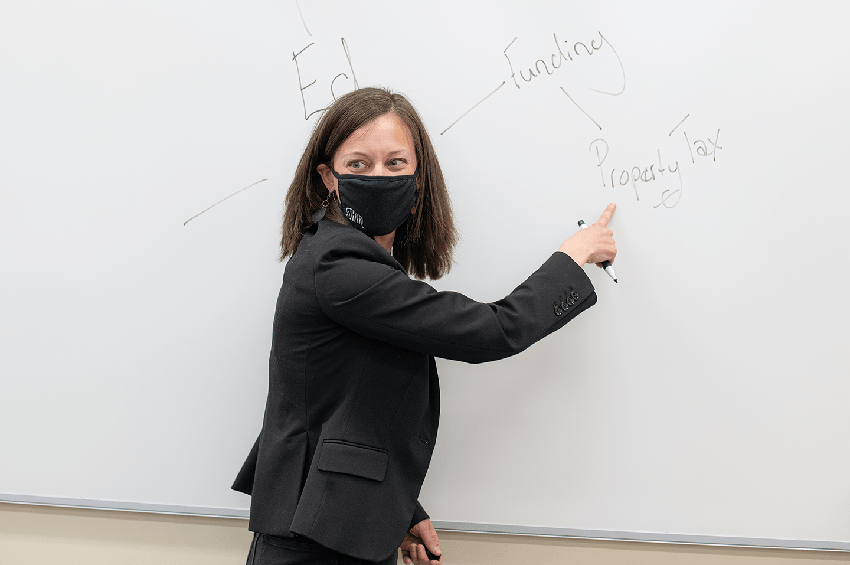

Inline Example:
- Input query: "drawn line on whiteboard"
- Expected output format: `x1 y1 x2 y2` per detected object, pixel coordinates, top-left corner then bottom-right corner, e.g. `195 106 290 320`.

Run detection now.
341 38 358 89
184 179 268 226
440 81 506 135
683 131 695 163
293 43 325 120
589 33 626 96
669 114 690 136
560 87 601 130
295 0 311 37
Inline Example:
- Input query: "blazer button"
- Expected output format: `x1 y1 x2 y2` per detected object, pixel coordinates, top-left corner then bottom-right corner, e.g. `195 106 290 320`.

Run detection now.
571 290 580 300
560 301 569 310
554 306 563 316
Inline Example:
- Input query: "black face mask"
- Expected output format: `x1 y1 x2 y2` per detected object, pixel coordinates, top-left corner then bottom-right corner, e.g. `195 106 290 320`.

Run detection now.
332 168 418 237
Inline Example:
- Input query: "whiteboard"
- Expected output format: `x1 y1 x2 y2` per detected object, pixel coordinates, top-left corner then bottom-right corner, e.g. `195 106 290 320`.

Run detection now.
1 0 848 551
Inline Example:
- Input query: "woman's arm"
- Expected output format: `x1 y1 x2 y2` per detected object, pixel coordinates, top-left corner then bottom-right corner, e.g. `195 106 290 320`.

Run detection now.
313 234 596 364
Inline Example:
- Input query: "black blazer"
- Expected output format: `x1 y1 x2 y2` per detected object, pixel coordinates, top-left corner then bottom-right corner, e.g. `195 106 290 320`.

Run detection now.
232 219 596 561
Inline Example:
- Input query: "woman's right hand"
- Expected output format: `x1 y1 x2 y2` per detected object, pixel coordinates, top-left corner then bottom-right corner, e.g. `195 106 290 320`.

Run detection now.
558 202 617 267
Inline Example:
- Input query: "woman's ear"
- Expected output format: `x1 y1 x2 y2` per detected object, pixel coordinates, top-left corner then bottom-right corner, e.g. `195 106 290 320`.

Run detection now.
316 163 337 193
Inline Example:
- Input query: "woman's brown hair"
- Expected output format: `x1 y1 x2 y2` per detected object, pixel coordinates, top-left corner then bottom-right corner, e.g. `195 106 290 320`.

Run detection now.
279 87 457 280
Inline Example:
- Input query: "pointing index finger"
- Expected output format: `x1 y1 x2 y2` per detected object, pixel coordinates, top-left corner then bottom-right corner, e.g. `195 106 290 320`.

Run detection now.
596 202 616 227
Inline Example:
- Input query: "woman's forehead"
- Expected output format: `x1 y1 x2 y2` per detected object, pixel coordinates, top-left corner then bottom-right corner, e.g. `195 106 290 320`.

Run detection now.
338 113 414 156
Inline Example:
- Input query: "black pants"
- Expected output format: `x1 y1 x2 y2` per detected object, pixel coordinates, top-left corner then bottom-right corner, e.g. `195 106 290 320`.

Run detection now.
246 533 397 565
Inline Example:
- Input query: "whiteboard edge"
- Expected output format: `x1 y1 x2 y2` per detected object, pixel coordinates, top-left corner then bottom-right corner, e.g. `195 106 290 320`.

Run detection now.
429 521 850 552
1 494 848 552
0 493 249 520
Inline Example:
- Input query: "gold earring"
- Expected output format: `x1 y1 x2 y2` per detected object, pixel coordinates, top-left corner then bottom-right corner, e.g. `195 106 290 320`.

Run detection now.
312 190 337 223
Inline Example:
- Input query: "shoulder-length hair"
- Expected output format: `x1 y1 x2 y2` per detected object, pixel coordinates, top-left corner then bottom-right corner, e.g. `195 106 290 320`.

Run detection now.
280 87 457 280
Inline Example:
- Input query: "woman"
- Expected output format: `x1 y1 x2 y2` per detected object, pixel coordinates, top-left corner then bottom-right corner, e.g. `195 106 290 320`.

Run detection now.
233 87 617 565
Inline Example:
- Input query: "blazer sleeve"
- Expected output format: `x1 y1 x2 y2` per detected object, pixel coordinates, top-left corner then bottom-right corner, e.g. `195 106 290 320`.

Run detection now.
409 500 429 529
313 232 596 364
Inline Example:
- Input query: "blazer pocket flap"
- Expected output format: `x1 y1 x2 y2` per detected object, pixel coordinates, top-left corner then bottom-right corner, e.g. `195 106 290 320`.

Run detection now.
317 440 388 482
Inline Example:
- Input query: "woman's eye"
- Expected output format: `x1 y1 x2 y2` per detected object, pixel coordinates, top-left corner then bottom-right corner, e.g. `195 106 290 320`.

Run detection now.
389 158 402 167
348 161 365 170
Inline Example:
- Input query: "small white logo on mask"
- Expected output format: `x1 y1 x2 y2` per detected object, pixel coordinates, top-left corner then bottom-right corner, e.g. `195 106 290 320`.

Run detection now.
344 207 363 226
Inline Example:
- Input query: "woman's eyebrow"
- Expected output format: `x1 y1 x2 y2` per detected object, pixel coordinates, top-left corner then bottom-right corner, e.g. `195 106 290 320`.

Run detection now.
340 149 410 159
340 151 371 159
